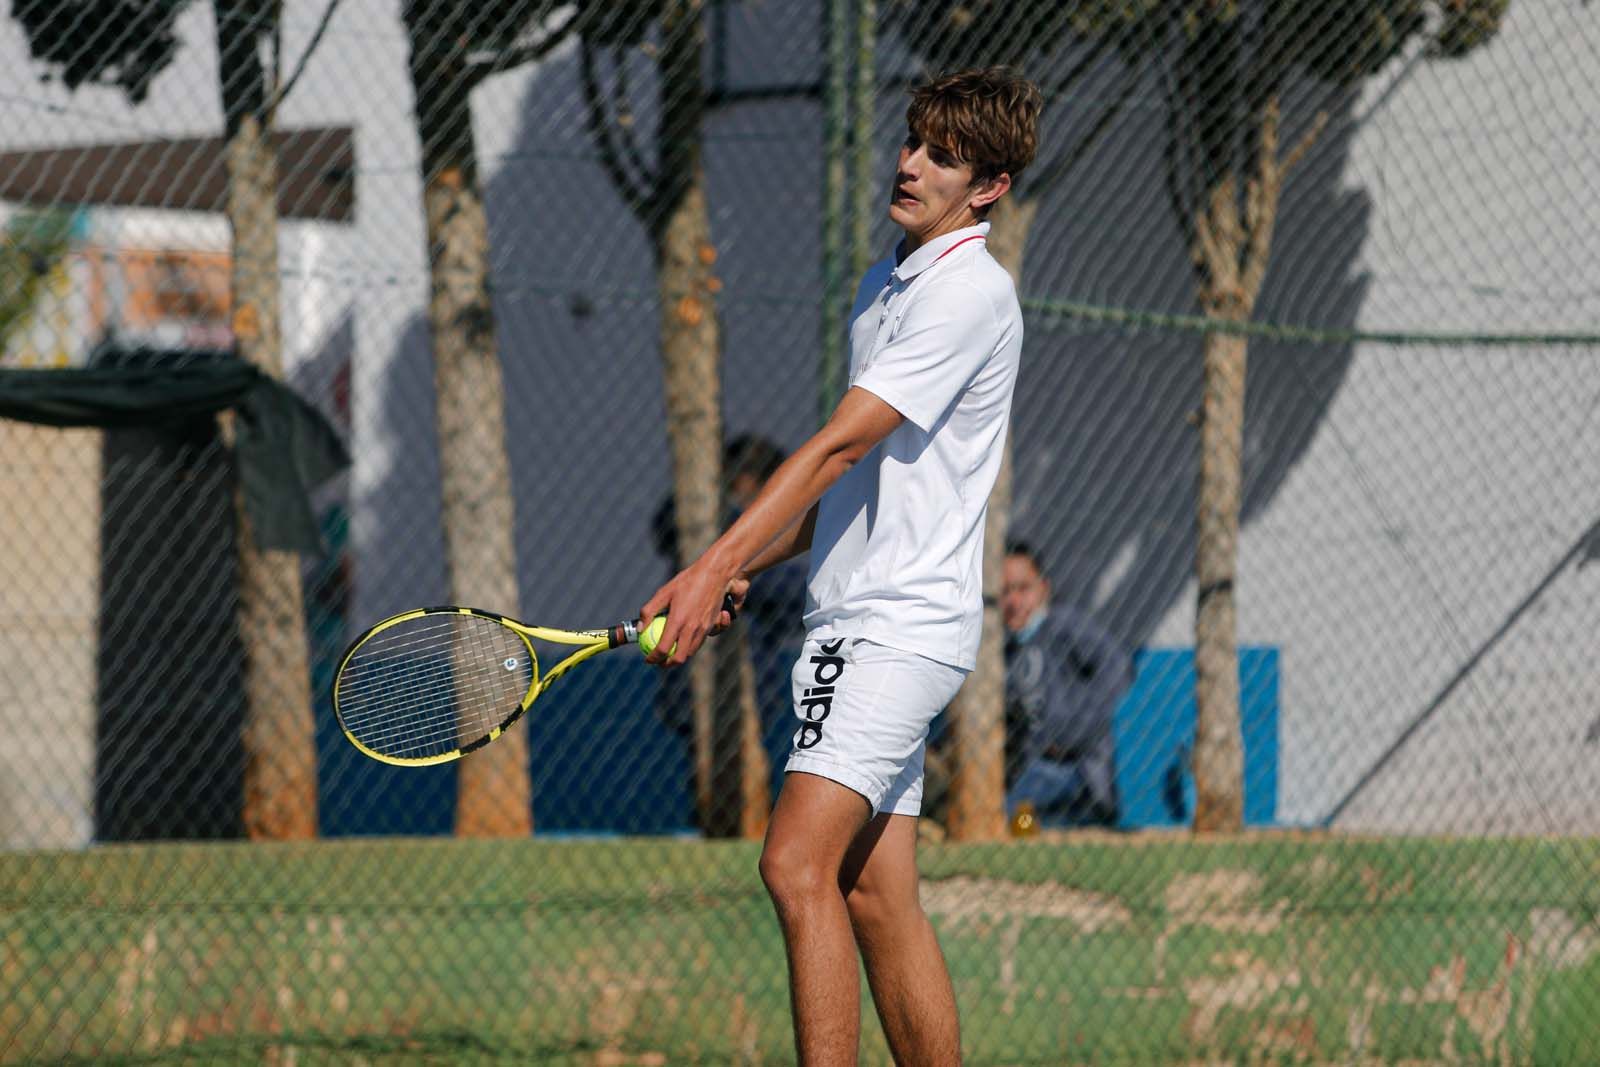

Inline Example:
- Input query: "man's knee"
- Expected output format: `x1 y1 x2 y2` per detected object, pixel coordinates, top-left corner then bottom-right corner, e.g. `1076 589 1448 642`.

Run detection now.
844 872 921 943
844 880 893 936
759 840 835 911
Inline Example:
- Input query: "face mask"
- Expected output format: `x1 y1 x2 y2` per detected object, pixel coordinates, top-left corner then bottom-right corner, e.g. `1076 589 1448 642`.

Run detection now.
1014 607 1048 644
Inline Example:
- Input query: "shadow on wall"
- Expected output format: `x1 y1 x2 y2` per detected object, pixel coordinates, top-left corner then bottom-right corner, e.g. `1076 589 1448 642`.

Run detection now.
351 312 447 625
1005 68 1369 653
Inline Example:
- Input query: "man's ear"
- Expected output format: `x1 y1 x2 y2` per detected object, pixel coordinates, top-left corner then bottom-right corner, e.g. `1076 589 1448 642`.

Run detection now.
970 172 1012 213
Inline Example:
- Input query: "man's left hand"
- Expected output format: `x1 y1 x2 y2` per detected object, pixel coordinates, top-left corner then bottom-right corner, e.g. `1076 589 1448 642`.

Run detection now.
639 559 738 667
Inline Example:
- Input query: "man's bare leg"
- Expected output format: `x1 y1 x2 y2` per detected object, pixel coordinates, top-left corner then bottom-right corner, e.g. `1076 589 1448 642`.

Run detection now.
759 772 873 1066
840 813 961 1065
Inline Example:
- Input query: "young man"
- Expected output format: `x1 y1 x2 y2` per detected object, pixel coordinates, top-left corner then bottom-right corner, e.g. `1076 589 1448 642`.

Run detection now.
641 67 1042 1065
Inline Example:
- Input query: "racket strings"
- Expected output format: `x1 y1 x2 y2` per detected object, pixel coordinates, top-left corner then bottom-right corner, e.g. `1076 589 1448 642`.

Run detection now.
340 624 473 734
336 614 535 761
343 622 527 756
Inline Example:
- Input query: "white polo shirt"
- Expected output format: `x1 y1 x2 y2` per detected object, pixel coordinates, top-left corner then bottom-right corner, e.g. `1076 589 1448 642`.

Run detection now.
804 222 1023 670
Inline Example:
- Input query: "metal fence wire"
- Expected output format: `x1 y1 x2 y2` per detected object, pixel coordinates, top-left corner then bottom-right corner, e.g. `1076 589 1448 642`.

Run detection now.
3 0 1600 1063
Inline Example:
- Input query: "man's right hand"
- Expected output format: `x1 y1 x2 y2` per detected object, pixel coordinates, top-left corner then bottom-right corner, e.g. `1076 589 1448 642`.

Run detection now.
726 575 751 621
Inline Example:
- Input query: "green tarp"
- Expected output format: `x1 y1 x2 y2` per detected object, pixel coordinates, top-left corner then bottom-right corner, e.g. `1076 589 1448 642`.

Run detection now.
0 352 348 554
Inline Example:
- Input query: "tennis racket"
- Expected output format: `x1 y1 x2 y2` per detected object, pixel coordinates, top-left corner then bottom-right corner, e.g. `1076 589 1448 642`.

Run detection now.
332 594 735 767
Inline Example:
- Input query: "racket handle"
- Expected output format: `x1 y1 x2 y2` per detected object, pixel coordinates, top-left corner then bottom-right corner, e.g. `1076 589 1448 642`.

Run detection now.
613 593 740 648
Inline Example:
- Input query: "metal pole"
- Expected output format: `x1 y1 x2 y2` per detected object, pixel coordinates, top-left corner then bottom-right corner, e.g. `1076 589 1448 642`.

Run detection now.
819 0 850 425
710 0 728 94
849 0 876 286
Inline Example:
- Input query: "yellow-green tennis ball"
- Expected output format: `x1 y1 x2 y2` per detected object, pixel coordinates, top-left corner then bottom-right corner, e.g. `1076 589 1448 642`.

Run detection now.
639 616 676 658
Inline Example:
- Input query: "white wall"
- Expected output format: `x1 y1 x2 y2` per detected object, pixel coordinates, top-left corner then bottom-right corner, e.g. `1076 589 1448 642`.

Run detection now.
1136 2 1600 830
0 424 101 848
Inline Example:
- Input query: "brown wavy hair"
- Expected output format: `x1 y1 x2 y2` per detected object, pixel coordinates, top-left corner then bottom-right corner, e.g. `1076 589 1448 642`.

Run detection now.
907 67 1044 187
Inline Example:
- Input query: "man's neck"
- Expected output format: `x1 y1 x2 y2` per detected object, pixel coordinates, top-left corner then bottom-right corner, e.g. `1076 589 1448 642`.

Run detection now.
902 212 980 255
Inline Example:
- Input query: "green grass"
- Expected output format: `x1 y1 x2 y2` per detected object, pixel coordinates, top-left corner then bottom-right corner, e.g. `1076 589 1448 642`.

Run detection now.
3 835 1600 1065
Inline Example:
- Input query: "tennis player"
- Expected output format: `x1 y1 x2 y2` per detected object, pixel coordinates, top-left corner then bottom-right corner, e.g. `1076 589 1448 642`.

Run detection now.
642 66 1042 1066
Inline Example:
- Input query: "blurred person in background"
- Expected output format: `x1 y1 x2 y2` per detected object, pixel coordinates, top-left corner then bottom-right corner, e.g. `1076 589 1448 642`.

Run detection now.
650 435 807 804
1000 541 1131 830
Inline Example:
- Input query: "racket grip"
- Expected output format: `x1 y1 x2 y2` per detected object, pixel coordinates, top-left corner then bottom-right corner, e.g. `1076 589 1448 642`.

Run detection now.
612 593 740 649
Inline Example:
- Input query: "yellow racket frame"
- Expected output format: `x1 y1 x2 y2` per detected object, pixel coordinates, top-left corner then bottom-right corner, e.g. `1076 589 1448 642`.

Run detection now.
331 606 636 767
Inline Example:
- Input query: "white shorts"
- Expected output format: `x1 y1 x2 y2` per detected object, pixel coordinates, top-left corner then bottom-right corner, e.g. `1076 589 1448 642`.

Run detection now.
783 636 968 817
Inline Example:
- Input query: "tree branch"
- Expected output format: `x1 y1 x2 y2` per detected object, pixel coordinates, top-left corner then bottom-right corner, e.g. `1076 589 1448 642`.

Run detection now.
651 1 705 234
1241 2 1301 207
215 0 272 135
580 42 653 222
1281 107 1330 176
1240 94 1279 299
466 6 581 78
1156 50 1198 250
612 53 653 184
267 0 342 114
271 0 283 106
1184 13 1236 206
1239 99 1329 300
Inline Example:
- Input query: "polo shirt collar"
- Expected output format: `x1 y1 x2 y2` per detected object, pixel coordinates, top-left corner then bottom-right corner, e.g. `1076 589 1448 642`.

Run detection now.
892 221 990 282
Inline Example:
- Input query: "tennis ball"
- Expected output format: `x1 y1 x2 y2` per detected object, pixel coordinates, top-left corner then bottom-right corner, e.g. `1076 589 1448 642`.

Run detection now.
639 616 676 658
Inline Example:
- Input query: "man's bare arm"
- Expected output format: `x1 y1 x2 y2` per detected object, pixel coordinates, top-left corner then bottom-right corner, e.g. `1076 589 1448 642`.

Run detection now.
742 504 818 579
641 387 903 663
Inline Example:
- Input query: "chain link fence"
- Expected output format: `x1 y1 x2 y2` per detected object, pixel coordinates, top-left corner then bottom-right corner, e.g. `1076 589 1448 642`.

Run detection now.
3 0 1600 1063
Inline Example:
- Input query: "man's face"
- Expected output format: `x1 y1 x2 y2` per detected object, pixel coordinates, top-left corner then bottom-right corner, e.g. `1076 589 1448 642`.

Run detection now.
889 132 985 244
1001 554 1050 634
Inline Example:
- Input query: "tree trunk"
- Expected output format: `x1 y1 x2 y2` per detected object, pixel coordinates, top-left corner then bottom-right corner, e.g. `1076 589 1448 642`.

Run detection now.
651 0 757 837
944 442 1010 842
410 42 530 837
1185 87 1298 833
214 0 318 840
716 621 770 839
224 141 318 839
1191 320 1247 833
740 646 771 837
655 174 733 834
1188 169 1259 833
944 194 1037 841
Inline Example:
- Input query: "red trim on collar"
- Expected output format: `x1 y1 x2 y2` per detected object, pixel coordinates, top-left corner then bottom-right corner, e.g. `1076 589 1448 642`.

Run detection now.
933 234 986 263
